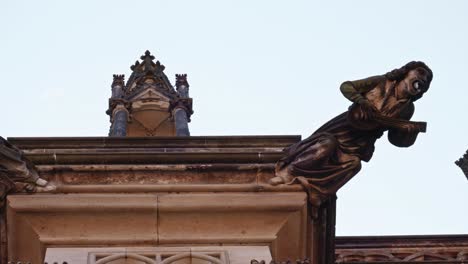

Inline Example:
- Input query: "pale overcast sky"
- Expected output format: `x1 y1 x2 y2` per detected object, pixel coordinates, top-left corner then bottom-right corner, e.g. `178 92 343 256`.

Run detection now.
1 0 467 235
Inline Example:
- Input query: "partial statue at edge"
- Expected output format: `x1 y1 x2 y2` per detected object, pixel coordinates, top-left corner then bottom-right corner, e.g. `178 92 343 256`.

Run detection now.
270 61 433 206
455 150 468 180
0 137 55 206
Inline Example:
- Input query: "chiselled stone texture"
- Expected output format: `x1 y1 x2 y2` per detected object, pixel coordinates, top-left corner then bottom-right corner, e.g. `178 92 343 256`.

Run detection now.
335 235 468 263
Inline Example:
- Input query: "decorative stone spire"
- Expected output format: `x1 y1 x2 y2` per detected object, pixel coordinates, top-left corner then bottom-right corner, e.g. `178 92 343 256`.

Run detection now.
111 74 125 99
107 51 193 137
124 50 176 99
175 74 189 98
171 73 193 136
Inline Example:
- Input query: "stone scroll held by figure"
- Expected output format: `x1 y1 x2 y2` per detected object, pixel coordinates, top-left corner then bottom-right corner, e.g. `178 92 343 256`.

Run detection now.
270 61 433 207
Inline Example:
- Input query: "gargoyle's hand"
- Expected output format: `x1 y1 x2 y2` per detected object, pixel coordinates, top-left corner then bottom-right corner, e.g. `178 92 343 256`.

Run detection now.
402 123 421 135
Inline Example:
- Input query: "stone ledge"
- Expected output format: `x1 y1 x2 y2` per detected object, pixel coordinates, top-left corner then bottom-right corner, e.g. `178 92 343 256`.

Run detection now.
53 184 303 193
23 151 285 165
8 136 300 165
8 135 301 149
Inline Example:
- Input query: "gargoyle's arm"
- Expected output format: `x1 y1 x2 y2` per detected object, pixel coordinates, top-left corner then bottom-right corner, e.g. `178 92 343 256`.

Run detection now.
387 103 420 147
340 75 385 103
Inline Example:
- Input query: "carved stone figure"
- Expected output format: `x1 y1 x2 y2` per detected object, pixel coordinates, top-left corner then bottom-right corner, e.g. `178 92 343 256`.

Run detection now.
0 137 53 205
270 61 433 206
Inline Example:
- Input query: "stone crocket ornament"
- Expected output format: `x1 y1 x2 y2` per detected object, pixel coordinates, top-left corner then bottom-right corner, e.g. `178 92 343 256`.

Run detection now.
270 61 433 207
0 136 55 206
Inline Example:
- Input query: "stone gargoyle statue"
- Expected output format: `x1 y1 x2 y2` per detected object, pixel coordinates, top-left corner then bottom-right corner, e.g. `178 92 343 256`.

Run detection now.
270 61 433 207
0 136 55 206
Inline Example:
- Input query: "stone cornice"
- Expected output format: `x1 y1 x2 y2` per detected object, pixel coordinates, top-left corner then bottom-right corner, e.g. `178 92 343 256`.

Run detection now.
8 136 299 165
19 151 286 165
6 136 301 190
8 136 300 149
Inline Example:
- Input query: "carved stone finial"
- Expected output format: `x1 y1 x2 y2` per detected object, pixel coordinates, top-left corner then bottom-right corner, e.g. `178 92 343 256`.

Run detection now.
455 150 468 180
124 50 172 99
175 74 189 87
141 50 155 61
129 51 165 76
175 74 189 98
111 74 125 99
112 74 125 87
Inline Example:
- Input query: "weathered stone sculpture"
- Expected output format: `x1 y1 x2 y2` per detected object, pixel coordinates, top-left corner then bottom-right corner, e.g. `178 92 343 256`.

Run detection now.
0 137 53 206
270 61 433 207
